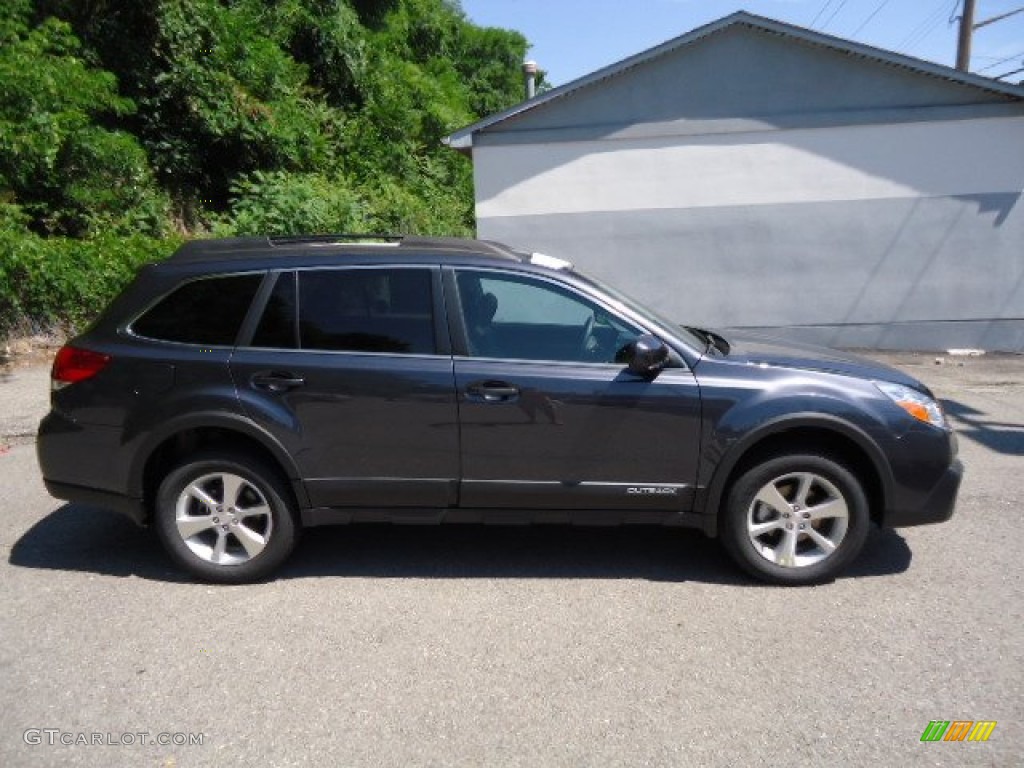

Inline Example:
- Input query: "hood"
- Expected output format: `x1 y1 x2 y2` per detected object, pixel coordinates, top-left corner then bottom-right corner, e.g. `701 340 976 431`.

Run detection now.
715 330 925 390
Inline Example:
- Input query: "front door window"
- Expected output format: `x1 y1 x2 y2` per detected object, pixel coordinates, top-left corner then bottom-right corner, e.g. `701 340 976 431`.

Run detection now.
455 271 642 364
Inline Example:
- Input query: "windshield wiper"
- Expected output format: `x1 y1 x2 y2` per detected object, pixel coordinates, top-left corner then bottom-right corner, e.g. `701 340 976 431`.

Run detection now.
684 326 714 353
685 326 730 356
706 329 731 355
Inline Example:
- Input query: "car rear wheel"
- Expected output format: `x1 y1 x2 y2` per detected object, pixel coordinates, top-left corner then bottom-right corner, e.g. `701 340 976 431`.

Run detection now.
721 454 869 585
155 453 298 583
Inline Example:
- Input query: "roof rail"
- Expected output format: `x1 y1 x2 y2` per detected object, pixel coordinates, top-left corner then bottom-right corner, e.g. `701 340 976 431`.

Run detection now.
399 236 521 259
166 233 526 264
267 234 520 260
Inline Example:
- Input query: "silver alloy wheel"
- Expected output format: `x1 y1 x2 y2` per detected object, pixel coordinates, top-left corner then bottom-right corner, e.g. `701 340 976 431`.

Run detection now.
745 471 849 568
174 472 274 566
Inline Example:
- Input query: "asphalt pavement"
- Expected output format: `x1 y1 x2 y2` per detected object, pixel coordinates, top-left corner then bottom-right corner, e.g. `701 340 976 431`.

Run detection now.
1 352 1021 767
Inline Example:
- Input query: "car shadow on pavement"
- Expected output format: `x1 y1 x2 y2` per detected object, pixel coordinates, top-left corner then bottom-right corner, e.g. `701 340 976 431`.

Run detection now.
8 504 192 583
9 503 912 585
942 398 1024 456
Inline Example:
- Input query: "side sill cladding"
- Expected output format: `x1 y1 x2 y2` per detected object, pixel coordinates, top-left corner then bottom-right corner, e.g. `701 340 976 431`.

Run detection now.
302 507 707 528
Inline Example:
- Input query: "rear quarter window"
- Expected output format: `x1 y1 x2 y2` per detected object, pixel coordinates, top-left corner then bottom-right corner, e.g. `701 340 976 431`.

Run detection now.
131 273 263 345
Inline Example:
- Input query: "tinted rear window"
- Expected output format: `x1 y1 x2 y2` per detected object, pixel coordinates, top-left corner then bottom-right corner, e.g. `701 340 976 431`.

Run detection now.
296 269 435 354
132 274 262 345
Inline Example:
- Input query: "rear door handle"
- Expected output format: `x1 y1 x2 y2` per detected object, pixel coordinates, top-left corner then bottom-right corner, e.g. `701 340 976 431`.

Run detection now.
251 372 306 392
466 380 520 403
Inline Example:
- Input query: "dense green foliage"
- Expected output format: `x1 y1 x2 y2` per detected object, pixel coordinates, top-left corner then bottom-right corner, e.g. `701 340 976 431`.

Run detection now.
1 0 534 337
0 208 182 335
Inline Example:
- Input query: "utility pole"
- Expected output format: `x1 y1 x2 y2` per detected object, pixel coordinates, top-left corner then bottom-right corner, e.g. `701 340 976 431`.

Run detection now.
956 0 976 71
956 2 1024 73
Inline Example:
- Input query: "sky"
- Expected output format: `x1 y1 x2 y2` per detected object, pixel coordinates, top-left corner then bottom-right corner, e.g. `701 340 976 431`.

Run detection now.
458 0 1024 87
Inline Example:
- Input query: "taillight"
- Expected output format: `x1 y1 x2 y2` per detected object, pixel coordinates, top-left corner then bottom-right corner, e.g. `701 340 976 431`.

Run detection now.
51 346 111 391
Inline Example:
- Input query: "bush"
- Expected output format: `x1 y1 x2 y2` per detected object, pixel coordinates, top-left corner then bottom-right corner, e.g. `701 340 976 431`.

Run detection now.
0 216 180 337
226 170 368 235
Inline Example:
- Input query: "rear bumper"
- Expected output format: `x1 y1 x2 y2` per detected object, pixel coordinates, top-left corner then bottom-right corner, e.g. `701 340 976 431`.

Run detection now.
42 479 147 526
37 410 144 524
883 459 963 528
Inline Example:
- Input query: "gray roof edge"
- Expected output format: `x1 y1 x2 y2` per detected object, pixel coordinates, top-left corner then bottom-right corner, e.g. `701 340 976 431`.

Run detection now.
442 10 1024 149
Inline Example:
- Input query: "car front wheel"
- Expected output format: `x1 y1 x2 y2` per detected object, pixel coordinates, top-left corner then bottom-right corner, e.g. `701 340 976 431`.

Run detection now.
721 454 870 585
154 453 298 583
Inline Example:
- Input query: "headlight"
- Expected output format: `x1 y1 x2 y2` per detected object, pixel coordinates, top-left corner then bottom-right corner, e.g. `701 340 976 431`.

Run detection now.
875 381 947 429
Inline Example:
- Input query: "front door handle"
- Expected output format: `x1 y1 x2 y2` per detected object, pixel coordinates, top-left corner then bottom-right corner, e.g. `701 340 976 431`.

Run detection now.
251 372 306 393
466 380 520 403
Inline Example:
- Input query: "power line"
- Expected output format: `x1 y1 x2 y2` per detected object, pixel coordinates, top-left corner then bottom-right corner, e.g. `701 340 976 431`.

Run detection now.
819 0 851 31
897 0 947 49
974 6 1024 30
976 49 1024 72
809 0 838 29
852 0 891 37
949 0 964 25
898 0 958 53
993 66 1024 79
821 0 851 31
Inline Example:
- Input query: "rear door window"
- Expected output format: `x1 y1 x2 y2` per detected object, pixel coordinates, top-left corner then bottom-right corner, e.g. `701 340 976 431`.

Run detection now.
296 268 436 354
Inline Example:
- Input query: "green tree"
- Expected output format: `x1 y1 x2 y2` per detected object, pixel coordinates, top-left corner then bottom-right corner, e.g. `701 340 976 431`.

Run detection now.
140 0 340 223
3 0 535 337
0 0 167 236
28 0 531 235
227 170 368 235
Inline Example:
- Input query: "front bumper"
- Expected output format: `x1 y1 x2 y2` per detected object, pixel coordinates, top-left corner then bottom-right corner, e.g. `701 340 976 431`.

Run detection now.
882 458 963 528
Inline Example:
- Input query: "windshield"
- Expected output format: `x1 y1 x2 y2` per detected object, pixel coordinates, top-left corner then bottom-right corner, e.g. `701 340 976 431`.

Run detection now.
572 270 708 351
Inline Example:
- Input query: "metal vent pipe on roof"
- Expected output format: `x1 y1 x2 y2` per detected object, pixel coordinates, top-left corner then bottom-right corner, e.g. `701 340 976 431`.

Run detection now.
523 60 538 99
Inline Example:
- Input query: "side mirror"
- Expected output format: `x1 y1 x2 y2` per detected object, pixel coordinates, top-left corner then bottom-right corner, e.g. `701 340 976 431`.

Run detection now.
625 334 669 376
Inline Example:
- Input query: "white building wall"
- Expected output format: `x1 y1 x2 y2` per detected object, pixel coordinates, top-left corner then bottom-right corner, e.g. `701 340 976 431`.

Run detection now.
474 116 1024 351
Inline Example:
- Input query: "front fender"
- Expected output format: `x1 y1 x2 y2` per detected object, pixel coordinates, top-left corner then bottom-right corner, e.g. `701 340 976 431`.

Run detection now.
692 369 898 536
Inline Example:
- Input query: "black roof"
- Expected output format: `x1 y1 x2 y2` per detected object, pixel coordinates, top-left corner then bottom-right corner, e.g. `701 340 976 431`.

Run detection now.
167 234 526 265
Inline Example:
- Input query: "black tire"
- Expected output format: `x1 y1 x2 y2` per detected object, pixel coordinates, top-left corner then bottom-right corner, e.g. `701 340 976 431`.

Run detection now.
720 454 870 586
154 452 299 583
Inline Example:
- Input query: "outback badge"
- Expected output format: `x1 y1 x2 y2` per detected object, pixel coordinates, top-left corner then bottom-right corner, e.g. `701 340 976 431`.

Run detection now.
627 486 679 495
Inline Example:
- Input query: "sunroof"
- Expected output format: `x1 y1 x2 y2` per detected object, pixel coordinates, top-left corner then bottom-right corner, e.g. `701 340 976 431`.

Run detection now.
267 234 403 247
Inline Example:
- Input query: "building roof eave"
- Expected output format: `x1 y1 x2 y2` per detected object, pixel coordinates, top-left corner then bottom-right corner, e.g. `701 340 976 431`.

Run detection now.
442 10 1024 150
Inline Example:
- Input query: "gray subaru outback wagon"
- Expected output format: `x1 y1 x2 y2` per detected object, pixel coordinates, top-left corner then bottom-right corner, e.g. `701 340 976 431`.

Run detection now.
37 235 962 584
